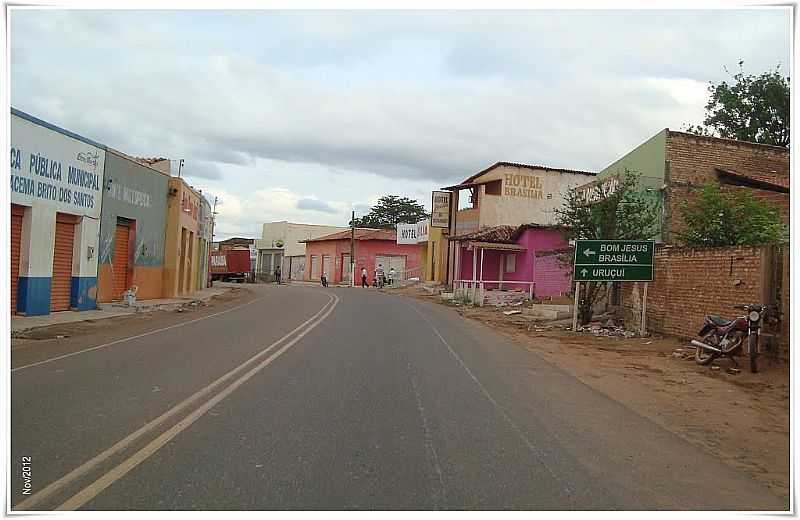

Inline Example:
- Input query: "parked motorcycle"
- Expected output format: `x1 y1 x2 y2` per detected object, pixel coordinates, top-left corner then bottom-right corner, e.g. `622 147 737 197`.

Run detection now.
691 304 768 373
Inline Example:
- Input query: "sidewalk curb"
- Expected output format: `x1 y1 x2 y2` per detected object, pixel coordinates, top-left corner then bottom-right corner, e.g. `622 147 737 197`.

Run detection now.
12 287 234 336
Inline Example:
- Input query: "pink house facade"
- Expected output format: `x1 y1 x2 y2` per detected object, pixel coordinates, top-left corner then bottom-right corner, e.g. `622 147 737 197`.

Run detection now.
453 224 572 302
302 228 422 285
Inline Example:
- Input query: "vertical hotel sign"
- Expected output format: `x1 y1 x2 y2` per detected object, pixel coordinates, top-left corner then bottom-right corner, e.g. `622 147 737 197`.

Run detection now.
10 111 105 219
431 191 450 228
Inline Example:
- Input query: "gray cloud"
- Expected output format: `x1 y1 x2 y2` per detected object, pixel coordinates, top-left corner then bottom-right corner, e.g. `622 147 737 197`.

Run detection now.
296 198 338 214
182 160 223 180
353 203 372 215
9 9 790 235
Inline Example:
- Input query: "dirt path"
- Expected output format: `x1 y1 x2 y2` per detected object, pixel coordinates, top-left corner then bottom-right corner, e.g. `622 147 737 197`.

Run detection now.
395 288 790 499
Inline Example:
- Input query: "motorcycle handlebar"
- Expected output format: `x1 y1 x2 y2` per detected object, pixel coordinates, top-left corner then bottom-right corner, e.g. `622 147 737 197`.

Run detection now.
733 304 776 313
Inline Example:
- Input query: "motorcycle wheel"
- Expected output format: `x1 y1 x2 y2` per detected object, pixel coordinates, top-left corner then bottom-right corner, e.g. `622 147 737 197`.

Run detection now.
695 333 719 365
749 334 758 373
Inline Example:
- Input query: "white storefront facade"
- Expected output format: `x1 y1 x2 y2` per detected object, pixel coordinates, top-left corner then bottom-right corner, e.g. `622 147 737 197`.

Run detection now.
10 108 107 315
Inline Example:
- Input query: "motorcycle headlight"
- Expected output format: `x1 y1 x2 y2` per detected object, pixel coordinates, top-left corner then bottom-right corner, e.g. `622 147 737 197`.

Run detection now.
749 310 760 322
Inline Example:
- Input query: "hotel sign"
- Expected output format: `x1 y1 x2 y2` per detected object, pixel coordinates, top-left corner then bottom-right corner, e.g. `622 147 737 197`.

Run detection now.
503 173 544 199
431 191 450 228
397 219 429 244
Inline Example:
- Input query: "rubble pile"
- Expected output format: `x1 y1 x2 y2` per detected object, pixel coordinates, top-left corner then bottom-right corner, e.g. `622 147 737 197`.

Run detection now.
573 324 638 338
485 290 528 307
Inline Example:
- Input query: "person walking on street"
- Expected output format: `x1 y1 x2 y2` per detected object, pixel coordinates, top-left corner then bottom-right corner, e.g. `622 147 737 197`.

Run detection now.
274 264 282 285
361 267 368 288
375 263 385 288
321 272 329 287
388 267 396 286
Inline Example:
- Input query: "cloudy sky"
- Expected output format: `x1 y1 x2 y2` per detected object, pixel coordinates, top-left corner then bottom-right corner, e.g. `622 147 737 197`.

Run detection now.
10 8 790 239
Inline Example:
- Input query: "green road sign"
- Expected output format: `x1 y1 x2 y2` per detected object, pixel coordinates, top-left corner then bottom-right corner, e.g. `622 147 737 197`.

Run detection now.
573 240 654 282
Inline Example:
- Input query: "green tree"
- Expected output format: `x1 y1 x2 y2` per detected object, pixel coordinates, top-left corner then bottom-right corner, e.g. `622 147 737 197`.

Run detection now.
684 62 790 147
351 195 428 229
676 184 786 246
555 169 661 325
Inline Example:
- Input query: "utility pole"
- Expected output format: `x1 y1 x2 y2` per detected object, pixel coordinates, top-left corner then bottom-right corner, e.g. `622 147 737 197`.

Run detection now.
209 196 218 287
350 210 355 287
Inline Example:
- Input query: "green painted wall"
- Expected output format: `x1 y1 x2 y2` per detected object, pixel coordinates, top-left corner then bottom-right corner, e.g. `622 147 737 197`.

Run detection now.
99 152 169 267
597 129 667 241
597 129 666 188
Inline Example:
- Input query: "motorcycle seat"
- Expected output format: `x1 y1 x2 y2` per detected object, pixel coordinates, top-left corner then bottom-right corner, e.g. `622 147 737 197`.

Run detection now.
709 315 732 327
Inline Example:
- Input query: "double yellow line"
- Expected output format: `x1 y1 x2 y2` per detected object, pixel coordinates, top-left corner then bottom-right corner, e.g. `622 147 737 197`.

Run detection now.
15 292 340 511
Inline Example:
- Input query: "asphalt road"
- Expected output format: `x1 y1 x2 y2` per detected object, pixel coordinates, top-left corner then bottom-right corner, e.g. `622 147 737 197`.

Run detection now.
10 284 788 511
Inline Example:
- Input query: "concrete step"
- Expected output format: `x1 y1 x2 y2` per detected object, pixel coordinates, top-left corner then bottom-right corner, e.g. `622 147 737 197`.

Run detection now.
524 309 573 320
529 304 573 313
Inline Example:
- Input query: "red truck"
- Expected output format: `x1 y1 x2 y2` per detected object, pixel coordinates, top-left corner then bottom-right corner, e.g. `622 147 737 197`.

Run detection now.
210 248 252 283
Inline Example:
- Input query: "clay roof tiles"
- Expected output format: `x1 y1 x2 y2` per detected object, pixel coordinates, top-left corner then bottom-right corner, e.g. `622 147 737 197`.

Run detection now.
302 228 397 242
446 161 596 190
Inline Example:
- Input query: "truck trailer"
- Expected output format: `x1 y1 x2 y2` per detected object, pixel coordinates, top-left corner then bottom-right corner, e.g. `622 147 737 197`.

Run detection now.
210 248 252 283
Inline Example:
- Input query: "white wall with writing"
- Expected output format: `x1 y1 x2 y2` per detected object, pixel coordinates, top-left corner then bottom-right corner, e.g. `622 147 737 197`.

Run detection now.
10 113 106 219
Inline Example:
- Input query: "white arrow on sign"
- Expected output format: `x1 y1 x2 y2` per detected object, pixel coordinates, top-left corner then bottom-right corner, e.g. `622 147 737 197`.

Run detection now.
583 248 596 258
580 268 588 276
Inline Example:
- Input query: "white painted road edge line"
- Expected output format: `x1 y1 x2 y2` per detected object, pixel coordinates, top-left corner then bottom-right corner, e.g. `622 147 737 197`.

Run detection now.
13 294 336 511
57 294 340 511
11 296 267 373
404 300 575 503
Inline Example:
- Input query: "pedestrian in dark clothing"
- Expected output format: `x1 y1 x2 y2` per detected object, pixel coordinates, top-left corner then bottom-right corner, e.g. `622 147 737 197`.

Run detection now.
274 265 282 285
321 272 329 287
361 268 368 288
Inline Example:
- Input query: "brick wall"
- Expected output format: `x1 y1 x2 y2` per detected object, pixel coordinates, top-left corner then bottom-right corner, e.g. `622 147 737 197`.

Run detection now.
621 245 766 339
780 248 789 352
663 131 789 242
667 184 789 241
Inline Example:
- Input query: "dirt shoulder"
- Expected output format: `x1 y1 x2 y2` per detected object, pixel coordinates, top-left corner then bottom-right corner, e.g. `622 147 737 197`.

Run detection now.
395 287 790 499
11 286 256 369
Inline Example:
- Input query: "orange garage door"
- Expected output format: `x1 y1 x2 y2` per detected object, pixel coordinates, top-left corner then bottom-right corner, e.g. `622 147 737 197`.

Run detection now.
51 214 77 312
11 205 24 314
112 222 131 300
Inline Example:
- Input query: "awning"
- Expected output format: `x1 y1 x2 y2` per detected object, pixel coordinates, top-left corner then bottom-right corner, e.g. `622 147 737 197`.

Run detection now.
467 241 527 252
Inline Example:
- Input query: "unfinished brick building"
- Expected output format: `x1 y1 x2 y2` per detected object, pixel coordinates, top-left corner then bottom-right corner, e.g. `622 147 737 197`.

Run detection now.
583 130 789 348
585 128 789 244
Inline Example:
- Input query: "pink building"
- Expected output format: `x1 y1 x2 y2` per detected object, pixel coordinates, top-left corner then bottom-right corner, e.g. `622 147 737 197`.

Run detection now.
452 224 572 300
302 228 422 285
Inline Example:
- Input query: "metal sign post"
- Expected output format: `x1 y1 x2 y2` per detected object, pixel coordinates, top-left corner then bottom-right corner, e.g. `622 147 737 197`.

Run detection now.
572 281 580 331
640 282 648 337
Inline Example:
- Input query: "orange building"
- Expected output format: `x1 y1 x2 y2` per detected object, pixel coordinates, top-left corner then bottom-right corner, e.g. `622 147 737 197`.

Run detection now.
163 177 203 297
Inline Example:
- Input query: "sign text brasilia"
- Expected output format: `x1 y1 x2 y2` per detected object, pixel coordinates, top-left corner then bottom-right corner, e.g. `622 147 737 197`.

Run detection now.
573 239 654 282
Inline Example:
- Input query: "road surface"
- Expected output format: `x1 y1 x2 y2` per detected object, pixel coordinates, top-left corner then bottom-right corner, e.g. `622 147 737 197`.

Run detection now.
10 284 788 510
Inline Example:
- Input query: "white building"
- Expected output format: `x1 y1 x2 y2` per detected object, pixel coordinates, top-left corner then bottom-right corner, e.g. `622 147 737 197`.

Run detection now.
10 108 107 315
256 221 348 281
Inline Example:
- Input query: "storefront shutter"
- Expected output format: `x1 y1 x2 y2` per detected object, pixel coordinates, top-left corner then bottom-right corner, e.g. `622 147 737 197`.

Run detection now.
112 222 131 300
10 205 24 314
51 214 77 311
322 255 331 279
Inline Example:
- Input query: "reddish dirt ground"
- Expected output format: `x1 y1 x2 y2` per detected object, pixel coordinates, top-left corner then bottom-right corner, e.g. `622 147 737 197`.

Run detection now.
396 287 790 499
